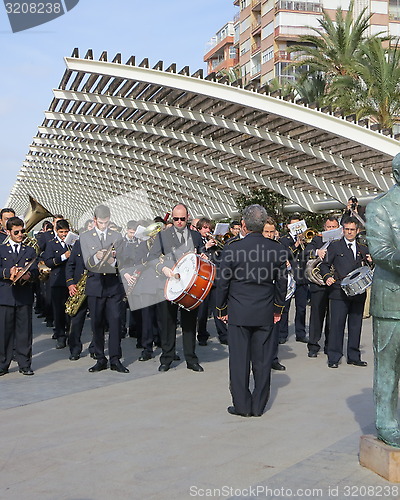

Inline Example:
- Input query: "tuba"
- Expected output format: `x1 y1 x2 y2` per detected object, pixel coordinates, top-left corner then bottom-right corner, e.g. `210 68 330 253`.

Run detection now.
3 195 54 254
305 241 330 286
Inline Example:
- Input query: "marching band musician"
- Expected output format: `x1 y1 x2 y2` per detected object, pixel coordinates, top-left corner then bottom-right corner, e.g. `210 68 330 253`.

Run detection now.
263 216 286 371
0 216 39 376
65 238 93 361
319 217 372 368
0 208 16 244
42 219 72 349
305 216 340 358
197 218 229 346
80 205 128 374
147 203 205 372
278 215 309 344
216 205 288 417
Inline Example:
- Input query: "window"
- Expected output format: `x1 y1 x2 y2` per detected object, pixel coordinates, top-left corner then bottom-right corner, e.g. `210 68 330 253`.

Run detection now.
262 21 274 39
262 47 274 63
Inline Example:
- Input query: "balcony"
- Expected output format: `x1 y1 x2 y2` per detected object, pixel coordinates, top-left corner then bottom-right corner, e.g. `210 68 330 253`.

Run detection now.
251 0 262 10
251 63 261 76
275 25 317 39
274 50 307 62
275 0 322 13
251 18 261 32
251 41 261 53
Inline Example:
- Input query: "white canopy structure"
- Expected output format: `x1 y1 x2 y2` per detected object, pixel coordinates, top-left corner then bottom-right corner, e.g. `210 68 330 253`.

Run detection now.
7 48 400 226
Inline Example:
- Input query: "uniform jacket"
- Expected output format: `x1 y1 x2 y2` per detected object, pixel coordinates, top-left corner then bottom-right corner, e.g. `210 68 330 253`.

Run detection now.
319 237 369 301
366 184 400 320
279 234 309 285
42 237 70 287
305 234 326 292
0 243 38 306
65 240 85 286
36 230 55 253
0 230 7 244
216 232 288 326
79 228 124 298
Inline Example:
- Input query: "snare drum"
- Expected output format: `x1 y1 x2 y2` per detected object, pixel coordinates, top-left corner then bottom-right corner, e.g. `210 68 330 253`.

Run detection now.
164 252 216 310
340 266 374 297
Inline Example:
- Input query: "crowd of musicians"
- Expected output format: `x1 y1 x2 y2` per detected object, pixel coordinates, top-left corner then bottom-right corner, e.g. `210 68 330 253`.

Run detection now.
0 196 373 417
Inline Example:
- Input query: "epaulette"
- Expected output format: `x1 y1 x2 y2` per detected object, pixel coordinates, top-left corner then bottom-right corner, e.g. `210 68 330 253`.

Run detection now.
225 236 240 245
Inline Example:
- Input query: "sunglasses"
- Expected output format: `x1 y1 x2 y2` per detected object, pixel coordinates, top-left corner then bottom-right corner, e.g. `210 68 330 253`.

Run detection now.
12 229 25 235
173 217 187 221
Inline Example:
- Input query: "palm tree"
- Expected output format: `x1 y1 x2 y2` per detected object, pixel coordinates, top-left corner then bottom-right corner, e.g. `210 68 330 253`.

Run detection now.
332 39 400 128
289 1 373 83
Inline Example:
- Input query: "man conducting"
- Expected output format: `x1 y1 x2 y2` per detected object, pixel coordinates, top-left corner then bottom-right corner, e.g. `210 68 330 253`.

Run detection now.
216 205 288 417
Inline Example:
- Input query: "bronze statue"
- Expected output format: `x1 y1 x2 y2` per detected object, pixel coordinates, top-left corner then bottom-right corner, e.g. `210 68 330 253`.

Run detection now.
366 152 400 447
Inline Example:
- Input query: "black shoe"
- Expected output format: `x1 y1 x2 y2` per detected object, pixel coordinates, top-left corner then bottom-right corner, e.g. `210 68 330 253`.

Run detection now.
139 352 153 362
227 406 251 417
128 329 137 338
88 361 108 372
308 352 318 358
347 359 368 367
174 353 181 361
187 363 204 372
56 338 66 349
110 361 129 373
296 337 308 343
19 367 34 376
158 364 170 372
219 339 228 345
278 338 287 344
328 362 339 368
46 320 54 328
271 361 286 371
51 333 57 340
69 354 80 361
198 341 207 346
136 342 143 349
37 313 45 318
0 368 8 376
89 352 97 359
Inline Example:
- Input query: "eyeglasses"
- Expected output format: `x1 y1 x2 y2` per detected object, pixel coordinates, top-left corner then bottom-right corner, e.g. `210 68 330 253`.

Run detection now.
12 229 25 235
173 217 187 222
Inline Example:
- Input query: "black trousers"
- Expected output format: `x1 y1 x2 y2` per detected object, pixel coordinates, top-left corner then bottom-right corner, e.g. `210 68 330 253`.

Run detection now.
141 296 163 354
87 295 123 363
160 300 199 366
68 298 88 356
308 287 330 354
0 304 32 370
328 295 366 364
51 286 70 339
228 324 275 416
278 283 308 342
197 292 211 343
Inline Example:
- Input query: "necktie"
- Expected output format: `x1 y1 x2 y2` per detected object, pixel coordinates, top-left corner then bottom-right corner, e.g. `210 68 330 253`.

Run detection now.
348 243 354 258
13 244 18 254
100 233 105 247
181 231 186 246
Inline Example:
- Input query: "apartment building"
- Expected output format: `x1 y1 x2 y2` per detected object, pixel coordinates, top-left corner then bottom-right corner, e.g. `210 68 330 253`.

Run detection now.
205 0 398 84
204 21 239 75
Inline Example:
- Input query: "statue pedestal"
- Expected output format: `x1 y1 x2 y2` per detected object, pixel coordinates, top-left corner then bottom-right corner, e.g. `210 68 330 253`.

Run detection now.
360 435 400 482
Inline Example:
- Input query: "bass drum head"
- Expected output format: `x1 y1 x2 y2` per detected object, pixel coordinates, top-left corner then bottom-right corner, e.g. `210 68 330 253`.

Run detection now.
165 253 198 302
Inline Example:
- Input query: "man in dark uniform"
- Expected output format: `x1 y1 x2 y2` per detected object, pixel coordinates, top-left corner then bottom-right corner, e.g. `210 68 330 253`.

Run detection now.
0 217 38 375
147 203 205 372
0 208 16 244
216 205 288 417
80 205 128 373
320 217 372 368
42 219 71 349
305 216 340 358
65 239 91 360
278 215 309 344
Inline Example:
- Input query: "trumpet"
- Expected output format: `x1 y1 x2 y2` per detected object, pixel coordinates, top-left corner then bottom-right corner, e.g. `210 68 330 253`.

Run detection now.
296 228 319 250
206 233 225 250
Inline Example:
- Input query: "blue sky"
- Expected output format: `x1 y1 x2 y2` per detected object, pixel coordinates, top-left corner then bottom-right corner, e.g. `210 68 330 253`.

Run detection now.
0 0 236 207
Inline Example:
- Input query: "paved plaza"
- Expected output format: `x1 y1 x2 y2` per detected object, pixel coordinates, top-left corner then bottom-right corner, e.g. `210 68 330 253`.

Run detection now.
1 310 399 500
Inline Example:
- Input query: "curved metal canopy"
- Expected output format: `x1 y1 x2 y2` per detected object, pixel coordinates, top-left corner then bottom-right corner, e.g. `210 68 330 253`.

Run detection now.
7 48 400 226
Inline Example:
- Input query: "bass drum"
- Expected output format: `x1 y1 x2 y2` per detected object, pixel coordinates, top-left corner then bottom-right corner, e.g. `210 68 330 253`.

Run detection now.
164 252 216 311
341 266 374 297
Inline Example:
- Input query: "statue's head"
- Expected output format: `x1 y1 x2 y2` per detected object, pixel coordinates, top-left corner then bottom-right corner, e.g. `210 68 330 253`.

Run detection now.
393 152 400 185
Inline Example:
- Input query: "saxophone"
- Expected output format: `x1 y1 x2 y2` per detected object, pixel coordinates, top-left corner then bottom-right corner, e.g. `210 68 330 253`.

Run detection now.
65 271 88 316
